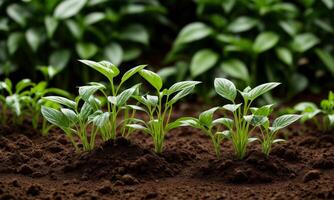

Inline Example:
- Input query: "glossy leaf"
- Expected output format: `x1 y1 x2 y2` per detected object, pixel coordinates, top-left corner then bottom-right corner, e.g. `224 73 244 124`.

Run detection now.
175 22 212 45
54 0 87 19
253 32 279 53
190 49 219 78
139 69 162 91
214 78 237 102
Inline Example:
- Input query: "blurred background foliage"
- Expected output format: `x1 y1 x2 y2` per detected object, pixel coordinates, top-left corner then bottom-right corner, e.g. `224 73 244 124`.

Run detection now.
0 0 334 100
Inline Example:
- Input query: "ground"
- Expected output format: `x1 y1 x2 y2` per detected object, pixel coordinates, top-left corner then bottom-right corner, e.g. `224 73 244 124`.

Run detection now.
0 109 334 200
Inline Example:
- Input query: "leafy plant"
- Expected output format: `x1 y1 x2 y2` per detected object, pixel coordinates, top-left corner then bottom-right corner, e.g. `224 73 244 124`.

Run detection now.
42 92 107 151
0 75 70 135
0 78 34 125
204 78 300 159
180 107 231 159
79 60 146 141
127 69 200 154
294 91 334 132
164 0 334 99
0 0 168 83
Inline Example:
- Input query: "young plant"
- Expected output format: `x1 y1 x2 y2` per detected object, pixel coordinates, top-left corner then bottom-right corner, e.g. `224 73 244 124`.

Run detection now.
0 78 34 125
79 60 145 140
180 107 232 159
42 89 109 151
244 105 301 157
127 69 200 154
294 91 334 132
213 78 299 159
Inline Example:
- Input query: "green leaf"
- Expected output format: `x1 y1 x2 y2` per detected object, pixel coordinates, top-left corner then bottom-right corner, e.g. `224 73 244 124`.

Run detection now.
227 16 257 33
175 22 212 45
322 0 334 9
190 49 219 78
79 60 118 83
214 78 237 102
15 79 33 93
121 65 147 84
104 43 123 66
54 0 87 19
168 81 201 95
276 47 293 66
90 112 110 128
6 4 29 26
7 32 24 54
26 28 42 52
169 86 195 105
291 33 319 53
120 24 149 45
6 95 21 116
271 114 301 132
180 118 202 129
115 85 138 106
273 139 286 144
315 49 334 75
126 124 148 131
199 107 219 127
43 96 76 109
61 108 78 124
45 16 58 38
279 20 302 36
223 103 242 112
244 115 268 127
80 101 95 120
220 59 249 82
253 32 279 53
42 106 69 128
248 82 280 101
327 114 334 127
49 49 71 71
84 12 105 25
76 42 98 59
0 79 12 94
79 83 105 102
212 118 233 129
139 69 162 91
250 104 274 116
123 47 141 61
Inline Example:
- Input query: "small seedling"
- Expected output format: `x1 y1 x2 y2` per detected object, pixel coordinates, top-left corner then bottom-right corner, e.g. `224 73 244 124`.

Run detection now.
127 69 200 154
0 78 34 125
180 107 232 159
42 91 108 151
211 78 299 159
294 91 334 132
79 60 146 140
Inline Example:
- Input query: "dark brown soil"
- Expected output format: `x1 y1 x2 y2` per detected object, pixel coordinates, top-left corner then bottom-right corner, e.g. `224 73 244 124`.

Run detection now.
1 113 334 199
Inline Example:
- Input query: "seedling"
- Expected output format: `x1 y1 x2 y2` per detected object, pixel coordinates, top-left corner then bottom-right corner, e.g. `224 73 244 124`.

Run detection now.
0 78 34 125
212 78 300 159
127 69 200 154
294 91 334 132
180 107 232 159
79 60 146 140
42 91 108 151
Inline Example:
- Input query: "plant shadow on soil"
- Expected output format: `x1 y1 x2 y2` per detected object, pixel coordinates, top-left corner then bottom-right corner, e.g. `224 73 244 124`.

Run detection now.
0 117 334 199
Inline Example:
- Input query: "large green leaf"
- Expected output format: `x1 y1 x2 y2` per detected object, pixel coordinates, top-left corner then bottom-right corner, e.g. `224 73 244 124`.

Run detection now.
104 42 123 66
42 106 70 128
253 32 279 53
115 85 138 106
212 118 233 129
121 65 147 84
247 82 280 101
139 69 162 91
190 49 219 78
175 22 212 45
76 42 98 59
90 112 110 128
6 4 29 26
168 81 201 95
26 28 42 52
223 103 242 112
79 83 105 102
45 16 58 38
79 60 119 83
227 16 257 33
220 59 249 82
214 78 237 102
271 114 301 132
316 49 334 75
199 107 219 127
43 96 76 109
7 32 24 54
169 86 195 105
54 0 87 19
6 95 21 116
119 24 149 45
276 47 293 66
15 79 33 93
292 33 319 53
61 108 78 124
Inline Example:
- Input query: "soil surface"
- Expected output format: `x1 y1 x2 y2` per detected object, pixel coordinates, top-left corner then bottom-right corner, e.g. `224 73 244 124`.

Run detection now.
0 110 334 199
